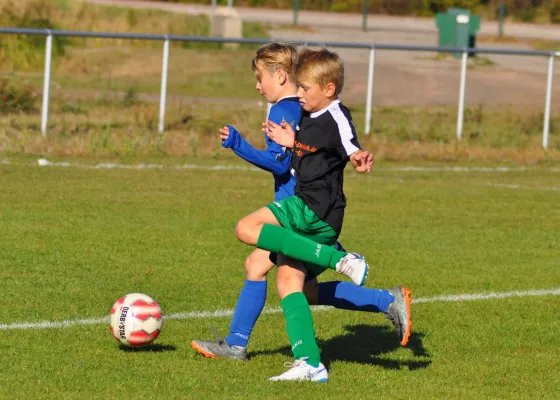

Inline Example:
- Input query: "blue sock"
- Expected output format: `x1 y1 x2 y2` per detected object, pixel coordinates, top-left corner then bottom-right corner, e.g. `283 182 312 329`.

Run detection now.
317 281 394 313
225 280 267 348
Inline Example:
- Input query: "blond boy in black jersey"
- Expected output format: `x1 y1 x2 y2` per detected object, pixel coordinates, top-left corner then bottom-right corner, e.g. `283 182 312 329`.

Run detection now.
235 48 411 382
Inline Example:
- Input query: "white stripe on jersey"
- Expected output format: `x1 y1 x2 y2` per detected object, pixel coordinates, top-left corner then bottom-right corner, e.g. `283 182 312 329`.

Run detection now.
328 102 359 156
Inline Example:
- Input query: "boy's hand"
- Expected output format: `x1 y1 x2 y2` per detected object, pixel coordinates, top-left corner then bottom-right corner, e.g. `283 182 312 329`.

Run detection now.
263 120 295 148
219 125 230 142
350 150 374 173
220 125 241 149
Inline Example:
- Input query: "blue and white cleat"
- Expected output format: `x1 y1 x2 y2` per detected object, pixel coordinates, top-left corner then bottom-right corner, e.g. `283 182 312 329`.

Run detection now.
335 252 369 286
269 358 328 382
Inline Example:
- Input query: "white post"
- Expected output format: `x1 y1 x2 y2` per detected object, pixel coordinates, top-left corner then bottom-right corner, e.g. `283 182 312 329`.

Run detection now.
227 0 233 15
211 0 217 15
542 54 555 149
266 101 272 119
158 38 170 134
364 47 376 135
210 0 217 36
41 32 53 137
456 50 468 141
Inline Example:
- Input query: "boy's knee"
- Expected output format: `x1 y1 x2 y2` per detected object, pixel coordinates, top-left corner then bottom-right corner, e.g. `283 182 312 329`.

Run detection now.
234 218 252 244
235 217 264 246
244 252 272 280
234 220 243 241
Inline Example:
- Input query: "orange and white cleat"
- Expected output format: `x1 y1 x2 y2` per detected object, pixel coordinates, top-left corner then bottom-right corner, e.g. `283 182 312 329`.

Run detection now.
191 329 247 361
386 286 412 346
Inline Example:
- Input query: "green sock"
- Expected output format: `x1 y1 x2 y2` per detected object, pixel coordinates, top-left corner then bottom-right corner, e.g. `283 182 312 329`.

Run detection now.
257 224 345 270
281 292 321 367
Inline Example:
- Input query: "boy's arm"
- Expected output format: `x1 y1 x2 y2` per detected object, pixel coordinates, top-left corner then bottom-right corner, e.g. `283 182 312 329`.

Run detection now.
223 125 291 175
331 109 373 173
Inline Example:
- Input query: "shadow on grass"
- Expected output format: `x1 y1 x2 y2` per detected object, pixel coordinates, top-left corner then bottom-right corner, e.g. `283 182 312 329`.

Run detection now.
250 324 431 371
119 343 177 352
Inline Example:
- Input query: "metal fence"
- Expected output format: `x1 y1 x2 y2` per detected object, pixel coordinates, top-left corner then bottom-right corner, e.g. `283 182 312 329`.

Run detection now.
0 27 558 148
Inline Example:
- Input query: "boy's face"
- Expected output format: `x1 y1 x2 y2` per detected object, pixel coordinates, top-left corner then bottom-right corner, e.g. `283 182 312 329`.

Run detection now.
296 79 334 113
255 65 283 103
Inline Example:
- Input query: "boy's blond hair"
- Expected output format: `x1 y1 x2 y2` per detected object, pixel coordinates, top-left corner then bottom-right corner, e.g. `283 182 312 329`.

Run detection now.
296 48 344 96
251 42 298 82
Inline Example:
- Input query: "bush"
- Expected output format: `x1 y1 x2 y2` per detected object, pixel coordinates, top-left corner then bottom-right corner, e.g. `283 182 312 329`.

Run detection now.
550 0 560 23
0 78 38 113
0 0 70 70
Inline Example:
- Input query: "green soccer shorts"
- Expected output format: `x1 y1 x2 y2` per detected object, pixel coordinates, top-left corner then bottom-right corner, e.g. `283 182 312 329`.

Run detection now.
266 195 338 277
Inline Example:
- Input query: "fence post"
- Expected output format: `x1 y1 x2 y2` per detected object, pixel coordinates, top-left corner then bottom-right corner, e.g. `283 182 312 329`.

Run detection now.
158 38 170 134
498 1 506 37
362 1 369 32
364 47 376 135
41 32 53 137
542 53 555 149
456 49 468 141
210 0 217 35
293 0 299 26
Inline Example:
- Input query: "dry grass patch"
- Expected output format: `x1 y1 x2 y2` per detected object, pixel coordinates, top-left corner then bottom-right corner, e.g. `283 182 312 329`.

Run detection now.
1 100 559 162
478 35 560 51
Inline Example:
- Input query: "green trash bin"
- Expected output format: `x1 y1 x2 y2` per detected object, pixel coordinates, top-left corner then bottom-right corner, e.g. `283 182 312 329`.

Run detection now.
436 8 481 58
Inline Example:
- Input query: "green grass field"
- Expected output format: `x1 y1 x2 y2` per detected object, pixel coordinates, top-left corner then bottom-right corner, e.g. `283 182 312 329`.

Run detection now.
1 155 559 399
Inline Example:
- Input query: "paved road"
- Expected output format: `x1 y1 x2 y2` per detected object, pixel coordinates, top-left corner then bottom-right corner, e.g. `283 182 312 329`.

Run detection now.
79 0 560 108
85 0 560 41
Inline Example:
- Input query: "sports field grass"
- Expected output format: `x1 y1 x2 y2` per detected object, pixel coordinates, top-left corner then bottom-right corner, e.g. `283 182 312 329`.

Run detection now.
1 156 559 399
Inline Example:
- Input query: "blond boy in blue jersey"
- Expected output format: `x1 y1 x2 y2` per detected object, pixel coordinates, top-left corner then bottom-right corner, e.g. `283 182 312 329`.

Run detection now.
192 44 412 373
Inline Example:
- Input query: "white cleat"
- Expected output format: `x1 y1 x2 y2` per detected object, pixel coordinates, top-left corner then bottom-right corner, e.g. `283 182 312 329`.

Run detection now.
269 358 328 382
335 252 369 286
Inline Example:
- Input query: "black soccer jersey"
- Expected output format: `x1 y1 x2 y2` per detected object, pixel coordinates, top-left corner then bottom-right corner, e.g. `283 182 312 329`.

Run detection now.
291 99 361 234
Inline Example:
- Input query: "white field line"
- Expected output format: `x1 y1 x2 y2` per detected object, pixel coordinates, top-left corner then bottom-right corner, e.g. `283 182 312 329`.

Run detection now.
487 183 560 191
376 166 531 172
1 288 558 331
34 159 260 172
6 159 560 192
5 158 559 191
1 158 559 173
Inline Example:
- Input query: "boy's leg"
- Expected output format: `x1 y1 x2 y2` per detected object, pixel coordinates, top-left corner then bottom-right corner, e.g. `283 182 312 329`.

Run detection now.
269 255 328 382
235 200 349 272
257 223 344 268
310 279 394 312
276 257 320 366
235 206 280 246
191 249 274 359
225 249 272 347
251 198 368 285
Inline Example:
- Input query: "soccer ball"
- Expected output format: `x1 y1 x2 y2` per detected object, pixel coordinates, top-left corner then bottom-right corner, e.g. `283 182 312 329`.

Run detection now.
109 293 163 347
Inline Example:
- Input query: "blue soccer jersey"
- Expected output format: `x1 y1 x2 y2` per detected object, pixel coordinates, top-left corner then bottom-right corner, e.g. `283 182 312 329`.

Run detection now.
222 96 300 201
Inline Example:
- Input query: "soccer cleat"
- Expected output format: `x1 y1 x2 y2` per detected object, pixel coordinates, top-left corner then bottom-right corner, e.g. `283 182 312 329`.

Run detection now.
191 329 247 361
269 358 328 382
335 252 369 286
386 286 412 347
191 339 247 360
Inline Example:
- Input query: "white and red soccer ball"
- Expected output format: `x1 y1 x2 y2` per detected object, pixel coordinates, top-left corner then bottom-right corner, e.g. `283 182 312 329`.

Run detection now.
110 293 163 347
